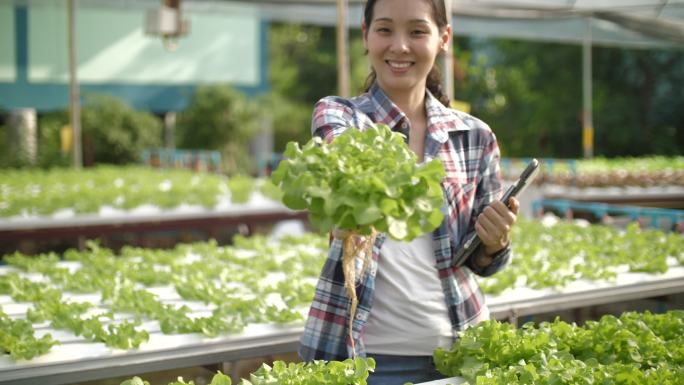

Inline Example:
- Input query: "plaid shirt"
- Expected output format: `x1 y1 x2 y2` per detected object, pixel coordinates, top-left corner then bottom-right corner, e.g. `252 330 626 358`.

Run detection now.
299 82 511 361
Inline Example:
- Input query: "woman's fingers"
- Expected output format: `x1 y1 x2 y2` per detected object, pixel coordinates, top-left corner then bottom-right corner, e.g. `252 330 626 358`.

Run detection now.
476 199 518 253
508 197 520 215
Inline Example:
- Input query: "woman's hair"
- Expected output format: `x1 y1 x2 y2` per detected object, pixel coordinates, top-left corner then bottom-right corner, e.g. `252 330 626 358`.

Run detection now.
362 0 450 107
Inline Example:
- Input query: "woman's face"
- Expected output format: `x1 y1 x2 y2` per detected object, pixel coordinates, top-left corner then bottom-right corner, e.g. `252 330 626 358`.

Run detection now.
363 0 450 97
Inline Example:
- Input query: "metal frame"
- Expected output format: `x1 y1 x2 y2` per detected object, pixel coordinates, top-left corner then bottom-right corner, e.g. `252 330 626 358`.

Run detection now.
0 326 303 385
1 271 682 384
489 275 684 323
417 377 466 385
541 189 684 209
1 238 682 384
0 208 309 243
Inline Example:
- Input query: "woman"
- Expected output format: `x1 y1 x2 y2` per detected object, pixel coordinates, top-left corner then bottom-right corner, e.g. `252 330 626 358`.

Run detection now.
298 0 519 383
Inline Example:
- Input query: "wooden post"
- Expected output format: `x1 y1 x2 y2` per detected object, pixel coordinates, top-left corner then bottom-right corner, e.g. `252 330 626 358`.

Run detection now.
67 0 82 168
443 0 455 101
336 0 350 97
582 18 594 159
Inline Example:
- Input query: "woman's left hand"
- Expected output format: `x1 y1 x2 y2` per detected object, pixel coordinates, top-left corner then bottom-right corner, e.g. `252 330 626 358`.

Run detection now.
475 197 519 256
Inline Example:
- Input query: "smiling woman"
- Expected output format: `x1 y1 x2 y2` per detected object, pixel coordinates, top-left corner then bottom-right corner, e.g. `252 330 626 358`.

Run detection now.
362 0 451 116
297 1 519 384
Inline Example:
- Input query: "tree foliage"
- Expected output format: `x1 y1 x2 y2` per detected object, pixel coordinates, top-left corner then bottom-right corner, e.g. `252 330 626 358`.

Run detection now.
176 85 257 149
269 24 339 105
267 24 368 151
592 47 684 156
454 38 684 158
34 94 162 167
267 22 684 158
35 110 71 168
175 85 259 174
454 38 583 158
80 94 162 165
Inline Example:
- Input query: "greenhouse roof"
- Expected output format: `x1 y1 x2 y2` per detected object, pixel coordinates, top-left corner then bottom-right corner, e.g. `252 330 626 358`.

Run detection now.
16 0 684 48
248 0 684 48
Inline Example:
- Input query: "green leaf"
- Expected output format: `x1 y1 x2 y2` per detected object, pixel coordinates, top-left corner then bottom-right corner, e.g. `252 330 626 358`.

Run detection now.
282 192 308 210
379 198 399 216
353 205 383 225
119 377 149 385
388 218 408 240
427 209 444 229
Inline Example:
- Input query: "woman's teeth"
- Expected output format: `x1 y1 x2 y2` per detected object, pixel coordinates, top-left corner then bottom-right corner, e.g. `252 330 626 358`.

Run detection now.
387 61 412 68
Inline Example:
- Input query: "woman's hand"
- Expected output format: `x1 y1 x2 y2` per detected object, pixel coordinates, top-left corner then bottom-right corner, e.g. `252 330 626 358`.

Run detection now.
475 197 519 257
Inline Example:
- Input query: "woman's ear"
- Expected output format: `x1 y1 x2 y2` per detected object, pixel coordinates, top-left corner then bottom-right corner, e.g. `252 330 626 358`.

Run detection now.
362 22 369 49
440 24 452 53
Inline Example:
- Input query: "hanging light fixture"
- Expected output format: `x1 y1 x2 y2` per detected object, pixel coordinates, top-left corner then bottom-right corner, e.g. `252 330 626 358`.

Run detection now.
144 0 190 51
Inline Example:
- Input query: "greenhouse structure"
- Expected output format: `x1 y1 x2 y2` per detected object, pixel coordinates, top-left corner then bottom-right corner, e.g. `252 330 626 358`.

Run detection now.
0 1 683 385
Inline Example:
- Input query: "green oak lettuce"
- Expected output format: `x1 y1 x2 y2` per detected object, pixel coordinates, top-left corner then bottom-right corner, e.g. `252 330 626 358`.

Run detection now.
271 125 445 241
118 358 375 385
434 310 684 385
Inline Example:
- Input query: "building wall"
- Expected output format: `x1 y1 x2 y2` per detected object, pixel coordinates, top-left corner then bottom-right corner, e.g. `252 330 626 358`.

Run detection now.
0 5 16 83
0 2 268 112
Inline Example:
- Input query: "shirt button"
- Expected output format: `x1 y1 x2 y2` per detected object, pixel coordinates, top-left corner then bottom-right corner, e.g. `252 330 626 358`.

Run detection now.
401 122 408 129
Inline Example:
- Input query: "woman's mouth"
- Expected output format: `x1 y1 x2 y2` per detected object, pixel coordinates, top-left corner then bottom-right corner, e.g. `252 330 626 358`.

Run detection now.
386 60 413 73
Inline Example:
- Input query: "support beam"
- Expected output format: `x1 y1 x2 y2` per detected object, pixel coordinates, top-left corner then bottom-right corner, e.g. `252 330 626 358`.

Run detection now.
8 108 37 165
67 0 83 168
335 0 350 97
582 18 593 158
164 111 176 149
443 0 455 102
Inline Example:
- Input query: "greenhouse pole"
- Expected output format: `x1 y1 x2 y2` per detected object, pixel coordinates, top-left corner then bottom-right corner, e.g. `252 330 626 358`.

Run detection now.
68 0 83 168
582 18 594 159
443 0 454 101
336 0 350 97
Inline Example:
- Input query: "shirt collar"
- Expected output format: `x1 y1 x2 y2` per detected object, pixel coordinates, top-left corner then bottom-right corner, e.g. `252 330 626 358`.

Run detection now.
359 81 407 130
424 89 452 144
360 81 465 145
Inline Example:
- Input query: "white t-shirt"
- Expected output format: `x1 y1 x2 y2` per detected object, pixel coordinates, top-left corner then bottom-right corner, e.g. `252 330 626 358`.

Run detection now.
363 232 455 355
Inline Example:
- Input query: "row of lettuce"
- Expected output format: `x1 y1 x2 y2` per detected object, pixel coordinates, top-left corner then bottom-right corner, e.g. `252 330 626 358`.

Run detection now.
122 357 376 385
434 310 683 385
502 156 684 187
0 166 282 218
2 157 683 218
0 234 327 360
118 310 683 385
480 219 684 295
1 219 682 362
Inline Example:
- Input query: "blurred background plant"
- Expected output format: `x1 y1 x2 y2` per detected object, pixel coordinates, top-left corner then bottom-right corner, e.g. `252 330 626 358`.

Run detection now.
12 95 161 169
175 85 260 175
265 26 684 159
1 24 681 172
452 38 684 158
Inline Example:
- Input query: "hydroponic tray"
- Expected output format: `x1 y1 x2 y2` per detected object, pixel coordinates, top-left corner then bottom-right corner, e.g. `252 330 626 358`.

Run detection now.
416 376 466 384
541 185 684 208
488 264 684 321
1 264 683 385
0 194 307 242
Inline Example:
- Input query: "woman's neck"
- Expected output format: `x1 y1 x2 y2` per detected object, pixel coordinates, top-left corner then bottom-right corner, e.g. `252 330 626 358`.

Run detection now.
382 83 427 123
387 92 425 122
382 83 429 162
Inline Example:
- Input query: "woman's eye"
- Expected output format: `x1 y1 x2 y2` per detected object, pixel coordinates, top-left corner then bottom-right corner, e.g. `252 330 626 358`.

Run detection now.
412 30 427 35
376 27 390 33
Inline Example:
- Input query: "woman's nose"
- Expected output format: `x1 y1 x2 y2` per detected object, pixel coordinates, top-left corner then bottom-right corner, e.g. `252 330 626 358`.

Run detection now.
389 34 410 53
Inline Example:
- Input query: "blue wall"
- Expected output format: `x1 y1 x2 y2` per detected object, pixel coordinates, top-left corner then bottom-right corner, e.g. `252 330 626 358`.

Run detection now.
0 5 270 113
